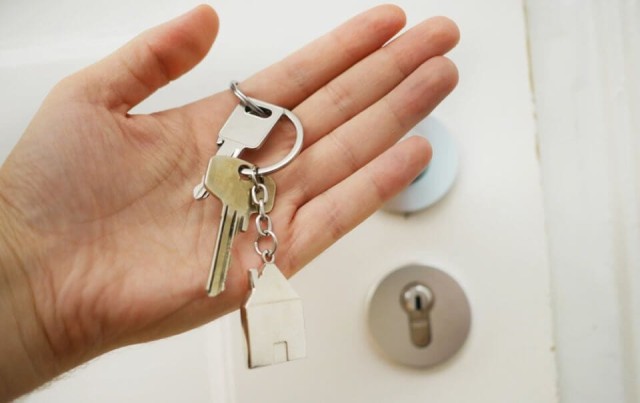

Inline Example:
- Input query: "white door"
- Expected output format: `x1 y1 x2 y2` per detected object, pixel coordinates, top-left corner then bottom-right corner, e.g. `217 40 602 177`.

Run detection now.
6 0 633 402
221 1 556 401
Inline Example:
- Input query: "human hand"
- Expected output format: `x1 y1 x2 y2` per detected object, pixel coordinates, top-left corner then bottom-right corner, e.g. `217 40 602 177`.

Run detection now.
0 4 458 399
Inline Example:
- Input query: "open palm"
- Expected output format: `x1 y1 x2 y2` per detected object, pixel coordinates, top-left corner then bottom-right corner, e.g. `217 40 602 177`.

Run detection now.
0 5 458 370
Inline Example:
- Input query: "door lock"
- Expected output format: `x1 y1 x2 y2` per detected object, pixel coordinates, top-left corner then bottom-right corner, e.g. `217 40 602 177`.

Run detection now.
400 282 434 348
368 264 471 368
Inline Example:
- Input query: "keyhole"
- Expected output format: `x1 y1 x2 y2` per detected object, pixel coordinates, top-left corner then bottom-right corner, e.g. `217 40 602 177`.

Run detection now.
400 282 435 348
415 295 423 310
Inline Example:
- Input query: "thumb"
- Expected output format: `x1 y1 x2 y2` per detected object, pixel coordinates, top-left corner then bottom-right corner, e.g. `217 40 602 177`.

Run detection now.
63 5 219 113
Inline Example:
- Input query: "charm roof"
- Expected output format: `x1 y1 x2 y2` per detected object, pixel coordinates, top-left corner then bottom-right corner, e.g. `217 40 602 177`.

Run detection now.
246 263 300 305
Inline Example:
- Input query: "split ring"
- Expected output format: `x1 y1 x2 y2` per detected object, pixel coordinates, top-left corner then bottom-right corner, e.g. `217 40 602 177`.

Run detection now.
230 81 304 177
230 81 268 118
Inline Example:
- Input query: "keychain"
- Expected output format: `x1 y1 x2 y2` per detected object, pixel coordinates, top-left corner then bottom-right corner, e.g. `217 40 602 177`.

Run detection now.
241 168 306 368
194 82 306 368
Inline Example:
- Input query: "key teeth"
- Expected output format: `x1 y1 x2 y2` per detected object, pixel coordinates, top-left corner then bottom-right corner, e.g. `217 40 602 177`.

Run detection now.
240 215 249 232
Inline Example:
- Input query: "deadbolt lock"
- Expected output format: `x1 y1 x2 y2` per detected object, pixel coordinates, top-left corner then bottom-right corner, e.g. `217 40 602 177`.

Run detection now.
368 264 471 368
400 282 435 348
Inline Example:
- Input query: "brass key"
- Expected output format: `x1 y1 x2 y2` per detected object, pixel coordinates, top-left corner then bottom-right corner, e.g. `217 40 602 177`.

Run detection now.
204 156 276 297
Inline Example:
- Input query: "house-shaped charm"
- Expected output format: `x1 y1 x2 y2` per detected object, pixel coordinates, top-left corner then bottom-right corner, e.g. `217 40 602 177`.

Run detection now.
241 263 306 368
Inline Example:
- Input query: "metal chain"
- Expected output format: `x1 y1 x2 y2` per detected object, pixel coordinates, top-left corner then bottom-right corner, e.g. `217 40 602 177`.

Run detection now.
249 168 278 263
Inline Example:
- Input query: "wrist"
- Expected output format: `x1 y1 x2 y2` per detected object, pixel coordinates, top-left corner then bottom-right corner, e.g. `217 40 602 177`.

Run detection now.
0 191 58 401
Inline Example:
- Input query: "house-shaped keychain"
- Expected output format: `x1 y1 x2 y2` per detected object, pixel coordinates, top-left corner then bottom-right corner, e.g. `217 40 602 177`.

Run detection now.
241 262 306 368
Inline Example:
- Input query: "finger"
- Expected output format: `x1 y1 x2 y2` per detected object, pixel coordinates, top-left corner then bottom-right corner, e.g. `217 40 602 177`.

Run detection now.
232 16 456 181
295 16 459 149
59 5 219 113
285 136 431 273
181 4 406 132
282 56 458 206
240 4 406 108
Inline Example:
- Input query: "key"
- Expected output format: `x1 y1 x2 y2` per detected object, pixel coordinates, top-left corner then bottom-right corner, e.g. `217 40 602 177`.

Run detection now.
193 98 285 200
204 156 276 297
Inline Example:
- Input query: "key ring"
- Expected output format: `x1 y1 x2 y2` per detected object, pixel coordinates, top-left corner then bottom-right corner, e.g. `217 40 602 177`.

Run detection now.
230 81 304 177
230 81 268 118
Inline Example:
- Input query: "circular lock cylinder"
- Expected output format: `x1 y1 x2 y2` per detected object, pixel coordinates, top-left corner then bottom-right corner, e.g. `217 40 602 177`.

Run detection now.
368 264 471 368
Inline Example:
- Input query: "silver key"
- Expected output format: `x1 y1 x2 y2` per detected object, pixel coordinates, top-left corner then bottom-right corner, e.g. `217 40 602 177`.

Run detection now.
193 98 285 200
204 156 276 297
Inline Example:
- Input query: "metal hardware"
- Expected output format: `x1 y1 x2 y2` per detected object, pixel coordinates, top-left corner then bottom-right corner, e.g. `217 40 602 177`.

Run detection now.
241 166 306 368
368 264 471 368
192 81 304 199
230 80 269 118
400 282 435 347
249 168 278 264
242 263 306 368
202 156 276 297
227 81 304 176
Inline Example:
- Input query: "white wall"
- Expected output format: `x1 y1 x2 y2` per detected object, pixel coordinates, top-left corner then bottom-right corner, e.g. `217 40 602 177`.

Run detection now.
526 1 640 402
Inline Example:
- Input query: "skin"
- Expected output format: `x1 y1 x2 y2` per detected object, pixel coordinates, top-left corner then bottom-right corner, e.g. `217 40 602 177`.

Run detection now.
0 4 459 401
